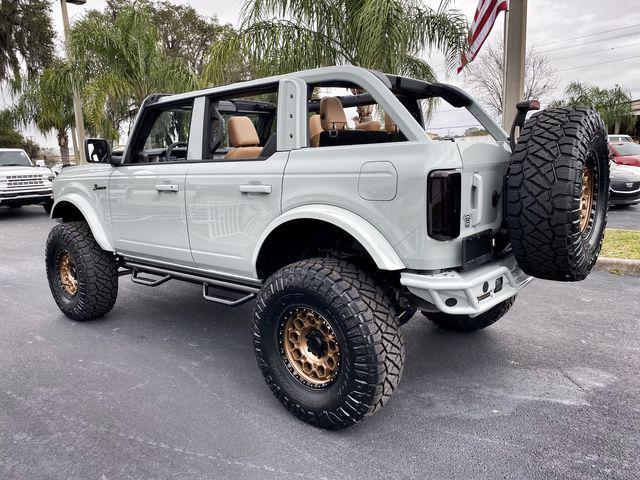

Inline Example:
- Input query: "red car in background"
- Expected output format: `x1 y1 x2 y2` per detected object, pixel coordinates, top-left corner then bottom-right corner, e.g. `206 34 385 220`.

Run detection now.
609 142 640 167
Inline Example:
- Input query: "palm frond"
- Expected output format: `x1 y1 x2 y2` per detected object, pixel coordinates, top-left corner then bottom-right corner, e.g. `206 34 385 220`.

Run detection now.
410 0 468 72
203 19 345 85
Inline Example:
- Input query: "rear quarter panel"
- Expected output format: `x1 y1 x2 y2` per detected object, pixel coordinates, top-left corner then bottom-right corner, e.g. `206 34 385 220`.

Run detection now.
283 140 468 270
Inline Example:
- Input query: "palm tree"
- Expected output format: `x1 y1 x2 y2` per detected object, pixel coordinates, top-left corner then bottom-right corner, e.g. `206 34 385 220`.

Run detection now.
559 81 635 134
67 7 197 140
13 63 75 165
203 0 468 120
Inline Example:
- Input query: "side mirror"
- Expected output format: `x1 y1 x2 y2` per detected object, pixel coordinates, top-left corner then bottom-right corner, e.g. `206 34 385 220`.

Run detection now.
35 159 46 167
609 152 616 160
84 138 112 163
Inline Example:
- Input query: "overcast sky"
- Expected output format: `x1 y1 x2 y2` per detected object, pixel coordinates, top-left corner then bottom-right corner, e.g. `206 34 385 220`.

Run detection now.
7 0 640 147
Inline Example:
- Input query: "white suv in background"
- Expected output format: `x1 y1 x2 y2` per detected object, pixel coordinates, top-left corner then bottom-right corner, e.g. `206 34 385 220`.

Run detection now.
0 148 55 213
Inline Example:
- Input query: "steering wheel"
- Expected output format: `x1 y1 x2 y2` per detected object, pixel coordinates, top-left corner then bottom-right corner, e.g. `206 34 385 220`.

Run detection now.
166 141 188 162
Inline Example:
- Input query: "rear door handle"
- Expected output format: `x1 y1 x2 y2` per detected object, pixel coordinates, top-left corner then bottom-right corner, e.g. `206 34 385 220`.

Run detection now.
238 184 272 194
155 184 179 192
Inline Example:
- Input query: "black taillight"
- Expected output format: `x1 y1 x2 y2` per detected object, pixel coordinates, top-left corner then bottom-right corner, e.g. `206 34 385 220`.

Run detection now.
428 170 461 241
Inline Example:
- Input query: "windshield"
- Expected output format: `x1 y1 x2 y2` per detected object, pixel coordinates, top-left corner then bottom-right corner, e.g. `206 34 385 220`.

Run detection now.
0 150 32 167
615 143 640 156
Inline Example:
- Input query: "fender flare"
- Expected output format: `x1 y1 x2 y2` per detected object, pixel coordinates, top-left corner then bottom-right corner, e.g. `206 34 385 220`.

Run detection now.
51 193 114 252
252 204 406 275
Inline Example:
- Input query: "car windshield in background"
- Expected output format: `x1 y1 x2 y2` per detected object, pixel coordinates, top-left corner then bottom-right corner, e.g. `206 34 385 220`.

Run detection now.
0 150 32 167
616 143 640 156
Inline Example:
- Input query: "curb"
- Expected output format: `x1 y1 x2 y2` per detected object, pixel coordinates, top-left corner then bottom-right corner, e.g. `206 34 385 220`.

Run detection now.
594 257 640 275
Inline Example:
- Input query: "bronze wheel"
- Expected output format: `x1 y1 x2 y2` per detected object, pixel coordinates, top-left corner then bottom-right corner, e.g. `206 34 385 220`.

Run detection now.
279 307 340 388
253 258 405 429
46 221 118 321
579 157 594 233
57 250 78 297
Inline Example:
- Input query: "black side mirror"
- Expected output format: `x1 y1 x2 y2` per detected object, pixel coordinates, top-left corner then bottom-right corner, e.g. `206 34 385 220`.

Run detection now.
84 138 112 164
509 100 540 152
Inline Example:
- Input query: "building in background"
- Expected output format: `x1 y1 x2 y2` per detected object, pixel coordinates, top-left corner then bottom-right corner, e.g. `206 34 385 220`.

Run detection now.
632 99 640 139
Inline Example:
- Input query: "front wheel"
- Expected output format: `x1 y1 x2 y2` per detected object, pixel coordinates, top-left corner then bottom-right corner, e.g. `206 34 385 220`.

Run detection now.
46 221 118 321
253 258 405 429
423 296 516 333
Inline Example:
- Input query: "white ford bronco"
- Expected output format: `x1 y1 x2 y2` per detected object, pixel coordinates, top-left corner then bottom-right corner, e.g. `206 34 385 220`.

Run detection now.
45 66 609 429
1 148 55 213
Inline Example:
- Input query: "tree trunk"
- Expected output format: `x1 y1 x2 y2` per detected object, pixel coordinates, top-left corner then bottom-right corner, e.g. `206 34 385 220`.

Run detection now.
614 121 621 134
57 130 70 166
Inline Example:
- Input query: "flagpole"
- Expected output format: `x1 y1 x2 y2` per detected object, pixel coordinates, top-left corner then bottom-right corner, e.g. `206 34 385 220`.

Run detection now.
502 0 528 131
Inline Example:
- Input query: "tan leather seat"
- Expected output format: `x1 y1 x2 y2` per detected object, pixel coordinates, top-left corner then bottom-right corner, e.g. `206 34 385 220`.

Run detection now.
355 120 381 131
320 96 348 130
224 116 263 159
384 113 398 133
308 114 323 147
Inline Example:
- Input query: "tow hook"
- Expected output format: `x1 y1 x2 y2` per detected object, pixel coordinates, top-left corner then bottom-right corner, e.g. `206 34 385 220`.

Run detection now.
509 99 540 152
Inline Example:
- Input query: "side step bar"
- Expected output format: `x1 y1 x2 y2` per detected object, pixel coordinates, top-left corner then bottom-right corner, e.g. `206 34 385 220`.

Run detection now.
122 261 260 307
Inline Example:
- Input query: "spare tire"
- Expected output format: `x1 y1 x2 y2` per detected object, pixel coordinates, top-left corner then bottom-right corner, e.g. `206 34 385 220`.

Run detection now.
506 107 609 281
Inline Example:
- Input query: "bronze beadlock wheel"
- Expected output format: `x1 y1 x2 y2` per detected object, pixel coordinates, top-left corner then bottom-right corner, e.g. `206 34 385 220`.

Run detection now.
57 250 78 297
279 307 340 388
579 156 594 233
253 258 405 429
46 221 119 321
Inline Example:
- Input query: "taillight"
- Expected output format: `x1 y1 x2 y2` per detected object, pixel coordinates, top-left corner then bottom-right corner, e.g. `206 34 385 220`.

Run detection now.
427 170 461 241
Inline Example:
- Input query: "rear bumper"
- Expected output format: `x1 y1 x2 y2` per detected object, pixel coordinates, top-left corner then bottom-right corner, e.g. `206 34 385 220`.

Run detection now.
401 255 532 316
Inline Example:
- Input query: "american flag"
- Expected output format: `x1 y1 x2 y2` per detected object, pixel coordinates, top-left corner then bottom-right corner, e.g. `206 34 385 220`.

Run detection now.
457 0 508 73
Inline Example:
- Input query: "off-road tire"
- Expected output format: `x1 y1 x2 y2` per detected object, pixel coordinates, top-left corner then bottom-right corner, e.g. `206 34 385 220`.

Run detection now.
507 107 609 281
253 258 405 429
46 221 118 321
423 296 516 333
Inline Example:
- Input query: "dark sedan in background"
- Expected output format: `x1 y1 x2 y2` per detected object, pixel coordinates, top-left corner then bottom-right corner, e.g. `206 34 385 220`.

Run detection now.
609 161 640 207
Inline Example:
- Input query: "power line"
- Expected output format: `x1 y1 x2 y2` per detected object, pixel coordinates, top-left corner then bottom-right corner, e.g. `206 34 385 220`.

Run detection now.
533 23 640 48
557 54 640 72
548 41 640 61
538 30 640 54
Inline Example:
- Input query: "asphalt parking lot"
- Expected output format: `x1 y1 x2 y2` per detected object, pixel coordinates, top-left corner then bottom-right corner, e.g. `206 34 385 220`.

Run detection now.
608 203 640 230
1 206 639 480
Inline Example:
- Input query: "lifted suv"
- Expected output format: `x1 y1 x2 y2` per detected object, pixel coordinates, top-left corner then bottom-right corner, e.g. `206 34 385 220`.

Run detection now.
45 66 609 429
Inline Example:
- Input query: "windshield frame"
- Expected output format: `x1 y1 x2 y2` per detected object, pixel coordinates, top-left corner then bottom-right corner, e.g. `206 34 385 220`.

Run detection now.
0 150 33 167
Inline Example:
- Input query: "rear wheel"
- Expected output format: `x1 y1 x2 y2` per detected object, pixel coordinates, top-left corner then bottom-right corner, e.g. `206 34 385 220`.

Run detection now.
253 258 404 429
507 107 609 281
423 296 516 333
46 221 118 321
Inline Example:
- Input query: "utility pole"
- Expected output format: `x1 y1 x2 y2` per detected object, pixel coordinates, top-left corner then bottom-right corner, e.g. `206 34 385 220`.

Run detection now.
60 0 87 164
502 0 527 131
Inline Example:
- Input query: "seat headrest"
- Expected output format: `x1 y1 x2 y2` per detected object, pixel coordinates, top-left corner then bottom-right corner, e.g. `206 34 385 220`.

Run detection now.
308 114 322 147
320 97 347 130
228 116 260 147
384 113 398 133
